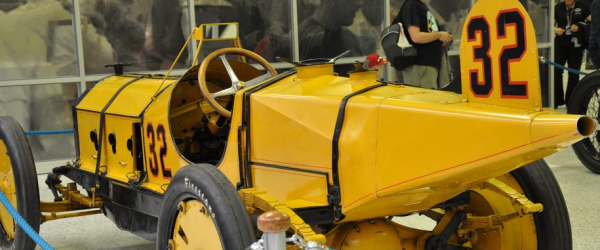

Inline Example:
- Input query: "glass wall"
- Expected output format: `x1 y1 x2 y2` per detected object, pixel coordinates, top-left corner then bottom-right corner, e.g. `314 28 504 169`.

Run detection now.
0 0 78 80
0 0 552 161
0 83 78 160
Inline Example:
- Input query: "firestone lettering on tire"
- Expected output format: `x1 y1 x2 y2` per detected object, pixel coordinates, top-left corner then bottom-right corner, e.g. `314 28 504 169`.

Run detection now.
184 176 216 218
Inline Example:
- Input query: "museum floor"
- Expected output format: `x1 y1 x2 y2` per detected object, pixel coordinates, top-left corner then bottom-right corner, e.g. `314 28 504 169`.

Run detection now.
31 109 600 249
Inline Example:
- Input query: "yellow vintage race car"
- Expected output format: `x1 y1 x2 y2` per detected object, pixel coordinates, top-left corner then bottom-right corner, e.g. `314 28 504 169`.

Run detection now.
0 0 594 249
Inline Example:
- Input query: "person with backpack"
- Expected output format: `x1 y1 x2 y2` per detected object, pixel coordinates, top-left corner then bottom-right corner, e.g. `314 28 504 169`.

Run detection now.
392 0 452 88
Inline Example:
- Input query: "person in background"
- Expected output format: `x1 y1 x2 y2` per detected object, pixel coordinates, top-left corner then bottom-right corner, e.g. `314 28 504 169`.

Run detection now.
347 0 384 55
91 0 148 72
393 0 452 89
298 0 362 59
2 0 114 75
553 0 591 109
298 0 363 68
589 0 600 69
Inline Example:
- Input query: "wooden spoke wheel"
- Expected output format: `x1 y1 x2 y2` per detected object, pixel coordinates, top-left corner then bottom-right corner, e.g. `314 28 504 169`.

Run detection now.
568 71 600 174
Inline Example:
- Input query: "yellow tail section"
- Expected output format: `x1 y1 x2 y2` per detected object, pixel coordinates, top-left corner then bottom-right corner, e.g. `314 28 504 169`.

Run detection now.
460 0 541 110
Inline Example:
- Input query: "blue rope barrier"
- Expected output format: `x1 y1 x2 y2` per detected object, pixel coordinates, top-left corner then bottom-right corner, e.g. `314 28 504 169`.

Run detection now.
539 56 589 76
0 191 54 250
25 129 73 136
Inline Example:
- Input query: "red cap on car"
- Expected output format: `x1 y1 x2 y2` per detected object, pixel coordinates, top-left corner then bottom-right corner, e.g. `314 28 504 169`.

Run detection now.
365 53 388 68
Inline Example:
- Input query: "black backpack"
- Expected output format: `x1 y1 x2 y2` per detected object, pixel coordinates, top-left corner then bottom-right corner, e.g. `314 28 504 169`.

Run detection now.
381 22 417 70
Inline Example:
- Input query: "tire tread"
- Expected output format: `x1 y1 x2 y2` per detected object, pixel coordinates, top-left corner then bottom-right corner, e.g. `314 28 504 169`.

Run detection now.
512 160 572 250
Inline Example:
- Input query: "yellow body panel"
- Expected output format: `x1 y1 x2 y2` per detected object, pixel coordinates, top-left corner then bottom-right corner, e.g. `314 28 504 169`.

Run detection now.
78 75 177 116
76 113 139 183
250 75 341 176
75 62 256 194
216 91 244 186
335 94 382 213
249 73 386 206
375 100 534 196
76 74 184 192
252 165 328 205
141 83 192 189
341 98 572 220
245 65 587 221
76 110 101 174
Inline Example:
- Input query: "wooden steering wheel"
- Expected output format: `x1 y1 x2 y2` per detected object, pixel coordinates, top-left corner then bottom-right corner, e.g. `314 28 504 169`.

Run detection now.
198 48 277 118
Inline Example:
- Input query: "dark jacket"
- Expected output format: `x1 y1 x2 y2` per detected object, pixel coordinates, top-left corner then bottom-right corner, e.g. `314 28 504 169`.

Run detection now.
576 21 591 49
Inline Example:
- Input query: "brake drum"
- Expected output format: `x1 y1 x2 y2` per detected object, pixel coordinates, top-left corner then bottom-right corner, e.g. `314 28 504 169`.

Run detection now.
331 219 403 250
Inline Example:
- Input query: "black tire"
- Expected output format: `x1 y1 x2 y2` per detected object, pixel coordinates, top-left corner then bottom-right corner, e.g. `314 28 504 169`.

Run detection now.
0 116 40 250
156 164 254 250
511 160 572 250
567 71 600 173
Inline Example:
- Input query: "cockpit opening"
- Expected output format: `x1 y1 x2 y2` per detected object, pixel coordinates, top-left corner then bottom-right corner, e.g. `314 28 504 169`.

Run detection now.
168 58 265 165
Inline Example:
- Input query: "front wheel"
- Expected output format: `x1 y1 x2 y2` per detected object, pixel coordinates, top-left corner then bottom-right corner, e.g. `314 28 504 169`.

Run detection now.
568 71 600 173
156 164 255 250
461 160 571 249
0 116 40 250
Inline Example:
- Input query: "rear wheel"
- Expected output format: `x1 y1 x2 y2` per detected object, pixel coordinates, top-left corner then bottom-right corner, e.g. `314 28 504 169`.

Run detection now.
156 164 254 250
0 116 40 250
568 71 600 173
462 160 571 249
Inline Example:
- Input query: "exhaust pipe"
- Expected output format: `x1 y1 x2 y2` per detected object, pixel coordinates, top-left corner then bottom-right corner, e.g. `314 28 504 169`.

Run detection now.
530 114 595 149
